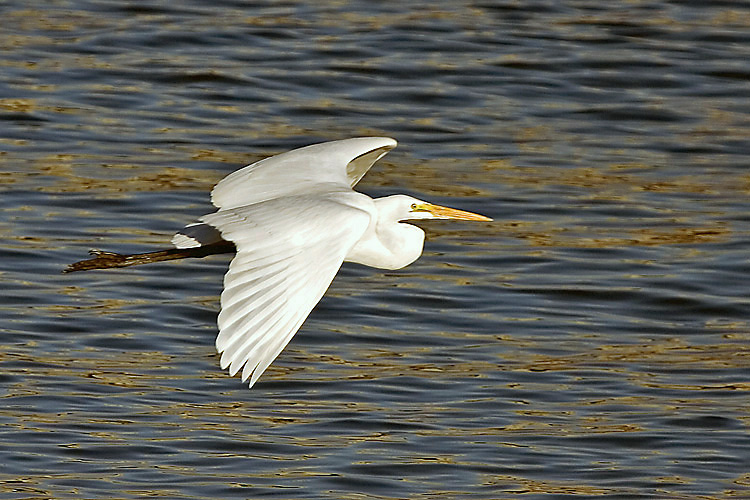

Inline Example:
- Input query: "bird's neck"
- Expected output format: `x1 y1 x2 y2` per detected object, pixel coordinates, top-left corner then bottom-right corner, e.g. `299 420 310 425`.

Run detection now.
345 219 425 270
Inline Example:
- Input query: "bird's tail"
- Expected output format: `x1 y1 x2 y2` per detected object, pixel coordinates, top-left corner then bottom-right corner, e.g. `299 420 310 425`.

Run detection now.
64 241 236 273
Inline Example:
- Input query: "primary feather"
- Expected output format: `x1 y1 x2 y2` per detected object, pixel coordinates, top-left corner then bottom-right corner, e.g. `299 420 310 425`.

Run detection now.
202 195 371 387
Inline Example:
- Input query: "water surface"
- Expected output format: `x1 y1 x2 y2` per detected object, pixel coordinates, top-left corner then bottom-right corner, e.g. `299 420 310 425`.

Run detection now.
2 1 750 498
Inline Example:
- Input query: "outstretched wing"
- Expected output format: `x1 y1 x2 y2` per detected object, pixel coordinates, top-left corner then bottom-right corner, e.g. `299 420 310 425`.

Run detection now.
210 137 397 209
171 137 395 249
202 194 371 388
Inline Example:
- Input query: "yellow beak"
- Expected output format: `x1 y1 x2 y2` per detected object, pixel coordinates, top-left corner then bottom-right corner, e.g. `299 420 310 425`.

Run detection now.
420 203 492 221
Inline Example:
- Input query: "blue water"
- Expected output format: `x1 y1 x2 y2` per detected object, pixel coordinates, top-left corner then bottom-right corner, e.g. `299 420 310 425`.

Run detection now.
2 1 750 498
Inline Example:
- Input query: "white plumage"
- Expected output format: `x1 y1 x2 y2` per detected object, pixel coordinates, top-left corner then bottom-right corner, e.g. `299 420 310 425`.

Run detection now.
173 137 490 388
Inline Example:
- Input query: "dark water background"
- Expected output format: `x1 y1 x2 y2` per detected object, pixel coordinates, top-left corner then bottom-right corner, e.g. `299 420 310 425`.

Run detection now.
2 1 750 498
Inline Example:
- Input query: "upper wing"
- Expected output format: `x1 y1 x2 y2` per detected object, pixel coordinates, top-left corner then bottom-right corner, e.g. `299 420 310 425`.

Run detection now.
210 137 397 209
201 194 372 388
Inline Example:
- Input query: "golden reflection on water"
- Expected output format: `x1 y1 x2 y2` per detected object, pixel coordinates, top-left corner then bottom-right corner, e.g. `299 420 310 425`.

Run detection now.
525 341 750 377
3 334 748 498
30 154 223 194
507 224 729 248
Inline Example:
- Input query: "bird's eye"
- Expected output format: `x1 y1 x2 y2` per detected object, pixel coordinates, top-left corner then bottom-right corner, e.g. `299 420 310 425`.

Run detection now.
410 203 418 210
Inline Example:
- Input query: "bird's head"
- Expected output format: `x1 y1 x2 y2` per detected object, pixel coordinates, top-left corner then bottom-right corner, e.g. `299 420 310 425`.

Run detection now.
388 195 492 222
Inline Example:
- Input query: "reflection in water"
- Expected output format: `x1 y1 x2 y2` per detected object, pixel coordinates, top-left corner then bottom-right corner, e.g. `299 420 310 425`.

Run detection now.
2 0 750 498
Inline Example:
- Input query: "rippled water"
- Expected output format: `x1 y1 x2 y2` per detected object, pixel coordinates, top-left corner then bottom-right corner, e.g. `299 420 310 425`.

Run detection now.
2 1 750 498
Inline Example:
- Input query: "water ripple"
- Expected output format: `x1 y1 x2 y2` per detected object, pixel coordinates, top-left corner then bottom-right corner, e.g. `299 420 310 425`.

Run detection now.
2 0 750 498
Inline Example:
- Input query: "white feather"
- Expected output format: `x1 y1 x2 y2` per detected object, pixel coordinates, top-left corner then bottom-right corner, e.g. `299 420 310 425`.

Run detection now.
202 194 372 387
210 137 396 209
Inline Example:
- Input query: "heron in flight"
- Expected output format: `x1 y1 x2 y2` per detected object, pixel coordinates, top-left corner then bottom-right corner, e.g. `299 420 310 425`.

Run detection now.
67 137 491 388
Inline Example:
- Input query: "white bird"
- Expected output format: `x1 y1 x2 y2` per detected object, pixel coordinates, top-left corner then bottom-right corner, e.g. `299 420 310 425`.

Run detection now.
66 137 491 388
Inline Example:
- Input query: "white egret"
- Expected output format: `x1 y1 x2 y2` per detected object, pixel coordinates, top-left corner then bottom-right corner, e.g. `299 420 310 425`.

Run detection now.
67 137 491 388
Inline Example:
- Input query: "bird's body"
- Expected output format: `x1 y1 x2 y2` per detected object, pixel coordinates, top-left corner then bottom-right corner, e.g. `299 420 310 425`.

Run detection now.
67 137 491 388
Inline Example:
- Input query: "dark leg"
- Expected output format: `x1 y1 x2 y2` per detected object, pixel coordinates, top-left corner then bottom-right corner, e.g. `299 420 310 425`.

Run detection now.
64 240 236 273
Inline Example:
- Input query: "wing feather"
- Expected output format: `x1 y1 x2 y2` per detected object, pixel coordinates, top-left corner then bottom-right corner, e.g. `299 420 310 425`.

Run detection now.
210 137 396 209
219 263 317 374
238 262 334 385
202 194 372 388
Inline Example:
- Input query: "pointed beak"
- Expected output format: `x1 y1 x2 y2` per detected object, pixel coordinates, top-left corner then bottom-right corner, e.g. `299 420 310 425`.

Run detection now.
421 203 493 221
